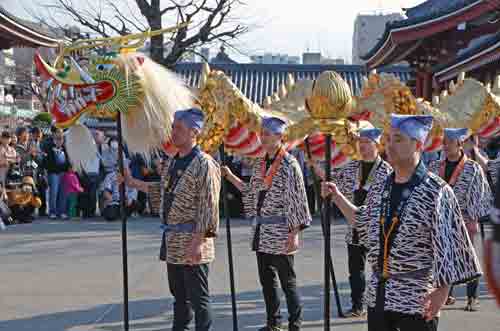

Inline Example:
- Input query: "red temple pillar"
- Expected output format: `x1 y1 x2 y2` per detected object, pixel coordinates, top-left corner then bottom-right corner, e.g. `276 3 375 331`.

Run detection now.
422 71 433 101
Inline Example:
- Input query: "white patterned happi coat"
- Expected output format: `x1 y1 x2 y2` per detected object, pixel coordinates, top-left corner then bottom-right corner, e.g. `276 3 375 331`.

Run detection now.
242 152 312 255
354 161 482 316
428 158 492 223
331 157 393 245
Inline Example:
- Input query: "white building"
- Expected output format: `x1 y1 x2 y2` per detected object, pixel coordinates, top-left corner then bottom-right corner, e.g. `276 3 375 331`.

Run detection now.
352 11 404 65
251 53 301 65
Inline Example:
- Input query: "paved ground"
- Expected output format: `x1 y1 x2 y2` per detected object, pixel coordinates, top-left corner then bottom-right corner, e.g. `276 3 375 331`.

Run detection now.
0 217 498 331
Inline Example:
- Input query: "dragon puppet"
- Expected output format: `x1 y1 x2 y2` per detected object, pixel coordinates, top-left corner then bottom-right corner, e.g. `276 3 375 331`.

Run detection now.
34 25 193 170
163 64 362 168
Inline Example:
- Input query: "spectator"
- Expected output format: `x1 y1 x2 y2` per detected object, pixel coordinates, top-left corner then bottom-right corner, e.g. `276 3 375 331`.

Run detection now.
92 130 107 216
9 134 17 148
0 184 13 227
43 130 70 219
93 130 106 155
0 131 18 186
129 153 148 214
9 176 41 223
15 127 30 167
62 165 84 220
79 151 103 219
40 126 57 154
101 137 119 175
144 157 163 217
102 160 138 221
15 127 38 180
30 127 48 216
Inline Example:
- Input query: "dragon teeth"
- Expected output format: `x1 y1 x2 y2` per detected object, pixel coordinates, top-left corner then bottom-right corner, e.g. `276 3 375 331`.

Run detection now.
68 86 75 99
54 84 62 99
91 88 97 102
68 104 78 114
78 97 87 108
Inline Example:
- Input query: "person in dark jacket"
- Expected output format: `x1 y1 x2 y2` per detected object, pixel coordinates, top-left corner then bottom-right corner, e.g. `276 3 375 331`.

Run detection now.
30 127 48 216
43 129 70 219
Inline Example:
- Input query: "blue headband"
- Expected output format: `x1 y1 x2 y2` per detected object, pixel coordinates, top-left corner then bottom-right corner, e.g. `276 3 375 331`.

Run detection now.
262 117 287 135
359 127 382 143
174 108 205 131
444 128 469 142
390 114 433 144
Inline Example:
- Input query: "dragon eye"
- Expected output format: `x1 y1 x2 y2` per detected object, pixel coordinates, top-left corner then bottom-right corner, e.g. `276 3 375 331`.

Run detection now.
96 64 114 71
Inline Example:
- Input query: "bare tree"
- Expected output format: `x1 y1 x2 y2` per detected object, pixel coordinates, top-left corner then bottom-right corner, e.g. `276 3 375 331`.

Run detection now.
31 0 249 66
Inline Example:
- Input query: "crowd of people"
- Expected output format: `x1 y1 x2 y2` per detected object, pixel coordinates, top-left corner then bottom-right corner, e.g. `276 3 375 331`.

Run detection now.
0 125 164 226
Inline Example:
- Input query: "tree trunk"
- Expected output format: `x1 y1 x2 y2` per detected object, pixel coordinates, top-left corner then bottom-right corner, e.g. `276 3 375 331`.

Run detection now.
149 17 164 63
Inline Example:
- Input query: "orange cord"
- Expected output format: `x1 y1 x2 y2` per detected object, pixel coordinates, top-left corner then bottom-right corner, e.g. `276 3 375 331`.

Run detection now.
380 216 399 279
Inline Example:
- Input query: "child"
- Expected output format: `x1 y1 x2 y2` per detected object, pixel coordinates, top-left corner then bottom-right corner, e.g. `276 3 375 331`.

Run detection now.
62 165 84 219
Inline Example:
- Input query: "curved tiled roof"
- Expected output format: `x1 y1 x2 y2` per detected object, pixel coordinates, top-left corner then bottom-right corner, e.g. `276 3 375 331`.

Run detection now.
404 0 479 22
0 5 61 48
174 63 413 104
362 0 484 61
434 32 500 80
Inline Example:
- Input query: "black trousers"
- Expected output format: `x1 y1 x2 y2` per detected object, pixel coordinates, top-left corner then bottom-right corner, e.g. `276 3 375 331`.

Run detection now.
37 183 47 216
368 308 439 331
256 252 302 330
79 175 99 218
11 205 35 223
102 203 137 221
347 244 367 309
167 263 212 331
449 233 480 299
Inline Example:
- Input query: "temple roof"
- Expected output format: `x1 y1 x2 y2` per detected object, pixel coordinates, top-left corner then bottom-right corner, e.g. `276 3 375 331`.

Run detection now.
362 0 494 67
0 6 61 49
174 63 413 104
434 32 500 82
404 0 478 23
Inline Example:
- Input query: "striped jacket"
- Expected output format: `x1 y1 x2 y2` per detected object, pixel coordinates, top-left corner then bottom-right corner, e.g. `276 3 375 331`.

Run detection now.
155 151 221 265
428 158 492 222
354 165 482 315
242 152 312 255
331 158 392 245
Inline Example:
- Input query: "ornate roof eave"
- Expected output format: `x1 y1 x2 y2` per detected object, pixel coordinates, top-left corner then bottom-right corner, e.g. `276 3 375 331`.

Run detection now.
362 0 492 68
0 7 60 48
434 33 500 83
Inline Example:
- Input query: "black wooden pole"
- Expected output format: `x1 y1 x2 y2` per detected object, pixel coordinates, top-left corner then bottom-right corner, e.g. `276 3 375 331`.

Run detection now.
324 134 333 330
304 138 344 318
219 145 239 331
116 112 130 331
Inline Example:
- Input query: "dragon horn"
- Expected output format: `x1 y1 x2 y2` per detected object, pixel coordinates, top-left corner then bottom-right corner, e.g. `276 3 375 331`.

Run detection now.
61 22 190 55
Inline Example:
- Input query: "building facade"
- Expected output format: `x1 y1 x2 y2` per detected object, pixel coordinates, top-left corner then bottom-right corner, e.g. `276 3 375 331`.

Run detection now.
352 11 404 65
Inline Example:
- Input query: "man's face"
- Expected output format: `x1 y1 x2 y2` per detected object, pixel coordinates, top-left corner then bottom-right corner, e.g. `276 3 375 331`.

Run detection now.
54 134 64 147
387 128 418 165
19 131 29 143
33 131 42 141
358 136 378 161
443 137 461 158
260 129 282 153
171 119 195 148
94 131 105 144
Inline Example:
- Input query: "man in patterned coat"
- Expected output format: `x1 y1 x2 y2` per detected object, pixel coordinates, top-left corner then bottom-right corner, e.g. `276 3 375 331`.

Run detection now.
321 114 482 331
125 108 221 331
427 128 492 311
311 126 392 317
222 116 312 331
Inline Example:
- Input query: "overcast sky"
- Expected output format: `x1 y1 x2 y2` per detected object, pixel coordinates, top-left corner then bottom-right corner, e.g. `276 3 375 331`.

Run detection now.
3 0 425 62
